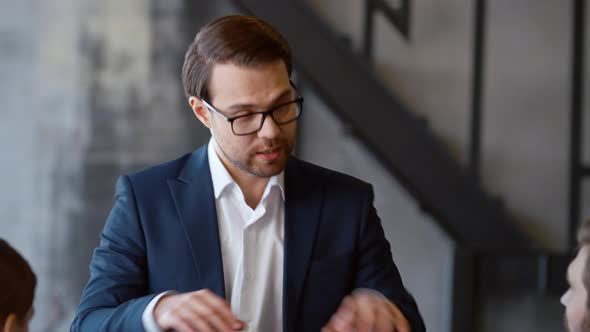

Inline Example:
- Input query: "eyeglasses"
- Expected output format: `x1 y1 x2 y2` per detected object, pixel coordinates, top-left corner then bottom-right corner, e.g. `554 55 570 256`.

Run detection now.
201 93 304 136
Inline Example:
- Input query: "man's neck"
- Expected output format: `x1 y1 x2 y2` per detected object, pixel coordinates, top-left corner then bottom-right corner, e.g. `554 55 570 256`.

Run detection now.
214 146 269 209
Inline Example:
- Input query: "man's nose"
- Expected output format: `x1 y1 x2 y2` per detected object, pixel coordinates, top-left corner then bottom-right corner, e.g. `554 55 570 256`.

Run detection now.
560 290 570 306
257 114 280 138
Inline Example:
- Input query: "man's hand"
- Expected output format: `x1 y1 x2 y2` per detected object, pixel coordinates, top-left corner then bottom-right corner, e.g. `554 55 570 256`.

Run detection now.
154 289 244 332
322 290 411 332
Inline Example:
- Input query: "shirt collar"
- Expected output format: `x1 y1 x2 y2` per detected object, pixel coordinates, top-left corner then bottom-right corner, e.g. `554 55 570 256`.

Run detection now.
207 138 285 201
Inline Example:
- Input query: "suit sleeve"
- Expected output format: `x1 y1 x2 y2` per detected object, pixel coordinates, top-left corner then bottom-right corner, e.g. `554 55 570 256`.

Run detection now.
71 175 158 331
354 186 426 332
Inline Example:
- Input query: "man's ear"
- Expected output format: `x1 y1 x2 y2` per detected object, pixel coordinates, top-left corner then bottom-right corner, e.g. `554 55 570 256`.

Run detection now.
189 96 211 128
3 313 18 332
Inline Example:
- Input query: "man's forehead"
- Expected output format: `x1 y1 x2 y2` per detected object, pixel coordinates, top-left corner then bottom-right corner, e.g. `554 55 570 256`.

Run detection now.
209 60 288 85
208 61 291 106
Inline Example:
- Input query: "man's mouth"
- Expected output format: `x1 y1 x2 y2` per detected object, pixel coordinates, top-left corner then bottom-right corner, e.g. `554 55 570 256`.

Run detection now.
256 147 281 161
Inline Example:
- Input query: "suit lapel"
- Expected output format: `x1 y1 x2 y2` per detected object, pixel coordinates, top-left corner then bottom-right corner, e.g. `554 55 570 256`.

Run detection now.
283 158 324 332
167 149 324 327
167 145 226 298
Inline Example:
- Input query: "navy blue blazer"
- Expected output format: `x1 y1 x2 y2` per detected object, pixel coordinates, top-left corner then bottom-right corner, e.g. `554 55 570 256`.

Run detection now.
71 144 425 331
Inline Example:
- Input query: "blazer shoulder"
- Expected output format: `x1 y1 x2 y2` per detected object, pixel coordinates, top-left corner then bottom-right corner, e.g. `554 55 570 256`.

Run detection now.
130 153 190 180
292 158 372 193
124 152 193 193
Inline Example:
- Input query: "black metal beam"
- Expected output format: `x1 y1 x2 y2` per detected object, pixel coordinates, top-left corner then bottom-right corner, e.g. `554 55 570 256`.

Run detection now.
363 0 375 60
469 0 487 180
451 248 477 332
362 0 411 60
373 0 411 39
568 0 586 248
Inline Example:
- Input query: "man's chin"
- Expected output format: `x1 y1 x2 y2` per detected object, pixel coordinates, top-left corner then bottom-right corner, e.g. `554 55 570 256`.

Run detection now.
248 158 288 178
251 164 286 178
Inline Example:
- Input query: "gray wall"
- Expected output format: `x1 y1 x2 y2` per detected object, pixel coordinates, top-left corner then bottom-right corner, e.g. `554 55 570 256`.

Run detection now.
306 0 579 331
482 0 570 250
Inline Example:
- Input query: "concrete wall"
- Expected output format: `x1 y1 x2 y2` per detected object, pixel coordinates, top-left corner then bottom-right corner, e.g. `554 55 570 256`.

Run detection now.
0 0 235 329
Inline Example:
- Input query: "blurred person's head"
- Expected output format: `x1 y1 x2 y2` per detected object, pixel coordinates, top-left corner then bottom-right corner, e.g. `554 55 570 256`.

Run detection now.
0 239 36 332
562 219 590 332
182 15 300 180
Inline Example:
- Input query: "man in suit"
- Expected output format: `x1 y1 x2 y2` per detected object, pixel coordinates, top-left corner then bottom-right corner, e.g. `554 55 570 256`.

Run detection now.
0 239 36 332
72 15 424 332
563 218 590 332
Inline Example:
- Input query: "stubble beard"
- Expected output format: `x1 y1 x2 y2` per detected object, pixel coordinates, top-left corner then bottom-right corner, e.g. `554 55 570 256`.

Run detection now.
217 138 292 178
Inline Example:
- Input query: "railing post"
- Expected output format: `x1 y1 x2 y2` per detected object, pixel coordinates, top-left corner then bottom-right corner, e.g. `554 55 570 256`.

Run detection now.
568 0 586 248
468 0 487 180
451 248 477 332
363 0 375 61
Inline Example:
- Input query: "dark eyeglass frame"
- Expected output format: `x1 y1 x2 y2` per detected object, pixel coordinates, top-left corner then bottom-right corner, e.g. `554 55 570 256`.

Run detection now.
201 87 304 136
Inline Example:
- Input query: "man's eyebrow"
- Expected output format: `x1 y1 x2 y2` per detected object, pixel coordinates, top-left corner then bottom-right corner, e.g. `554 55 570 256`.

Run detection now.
225 89 293 112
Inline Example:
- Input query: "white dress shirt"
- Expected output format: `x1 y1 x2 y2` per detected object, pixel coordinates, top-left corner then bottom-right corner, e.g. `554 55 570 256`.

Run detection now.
143 138 285 332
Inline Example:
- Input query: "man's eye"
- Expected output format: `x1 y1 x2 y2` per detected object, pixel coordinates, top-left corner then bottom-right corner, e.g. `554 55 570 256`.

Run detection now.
233 109 256 117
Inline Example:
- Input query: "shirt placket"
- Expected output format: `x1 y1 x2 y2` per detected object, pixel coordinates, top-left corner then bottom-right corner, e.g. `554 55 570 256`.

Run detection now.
238 204 265 330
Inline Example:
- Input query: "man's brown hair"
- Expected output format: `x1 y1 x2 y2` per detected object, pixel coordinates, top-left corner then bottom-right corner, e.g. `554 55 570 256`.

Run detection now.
0 239 36 325
181 15 292 102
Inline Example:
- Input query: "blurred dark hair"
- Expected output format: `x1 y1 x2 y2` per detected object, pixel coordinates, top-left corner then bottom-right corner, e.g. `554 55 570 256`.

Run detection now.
181 15 292 102
0 239 36 325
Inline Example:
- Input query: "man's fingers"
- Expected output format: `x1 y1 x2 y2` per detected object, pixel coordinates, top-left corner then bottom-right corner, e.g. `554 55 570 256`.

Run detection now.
373 304 395 332
321 327 338 332
392 314 411 332
331 308 356 331
323 295 357 331
203 311 238 332
192 314 219 332
196 290 244 329
323 292 412 332
164 306 200 332
393 319 411 332
340 295 357 311
355 294 376 332
388 301 411 332
158 316 195 332
176 305 221 332
155 290 244 332
168 319 196 332
187 300 234 332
